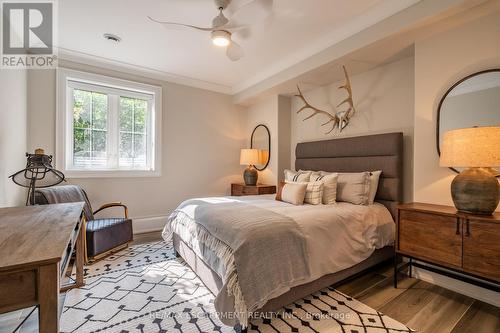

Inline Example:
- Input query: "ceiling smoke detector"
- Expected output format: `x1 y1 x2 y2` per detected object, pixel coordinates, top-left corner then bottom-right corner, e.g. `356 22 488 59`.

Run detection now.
103 33 121 43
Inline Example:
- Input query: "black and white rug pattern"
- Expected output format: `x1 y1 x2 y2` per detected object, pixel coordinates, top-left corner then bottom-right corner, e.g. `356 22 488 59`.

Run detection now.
61 241 413 333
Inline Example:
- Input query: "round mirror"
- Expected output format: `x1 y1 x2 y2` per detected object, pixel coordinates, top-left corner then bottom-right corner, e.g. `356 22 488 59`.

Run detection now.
437 69 500 173
250 124 270 171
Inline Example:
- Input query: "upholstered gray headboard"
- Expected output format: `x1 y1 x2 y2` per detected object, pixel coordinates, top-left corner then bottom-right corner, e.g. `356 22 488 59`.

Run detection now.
295 132 403 219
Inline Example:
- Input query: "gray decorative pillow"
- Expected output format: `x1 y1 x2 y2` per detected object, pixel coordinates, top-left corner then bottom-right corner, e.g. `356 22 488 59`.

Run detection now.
322 171 371 205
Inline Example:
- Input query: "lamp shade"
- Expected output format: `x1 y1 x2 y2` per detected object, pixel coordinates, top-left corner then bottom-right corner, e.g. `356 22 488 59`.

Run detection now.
440 126 500 167
240 149 260 165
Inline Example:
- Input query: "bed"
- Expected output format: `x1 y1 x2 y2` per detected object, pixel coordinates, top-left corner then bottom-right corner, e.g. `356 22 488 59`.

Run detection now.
163 132 403 329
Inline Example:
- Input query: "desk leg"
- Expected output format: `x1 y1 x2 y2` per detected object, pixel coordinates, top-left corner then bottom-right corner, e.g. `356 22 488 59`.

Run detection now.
38 263 59 333
75 224 85 287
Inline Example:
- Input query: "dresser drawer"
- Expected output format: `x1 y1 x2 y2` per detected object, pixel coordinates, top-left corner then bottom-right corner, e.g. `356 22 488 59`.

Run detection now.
463 219 500 282
397 210 462 268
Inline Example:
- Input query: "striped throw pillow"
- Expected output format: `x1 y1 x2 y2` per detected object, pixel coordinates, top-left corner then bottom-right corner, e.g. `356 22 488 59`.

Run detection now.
302 180 324 205
284 169 311 183
310 173 338 204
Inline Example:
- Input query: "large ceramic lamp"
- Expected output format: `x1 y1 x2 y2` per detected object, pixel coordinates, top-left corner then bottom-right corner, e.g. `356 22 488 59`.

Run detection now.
440 126 500 215
240 148 260 186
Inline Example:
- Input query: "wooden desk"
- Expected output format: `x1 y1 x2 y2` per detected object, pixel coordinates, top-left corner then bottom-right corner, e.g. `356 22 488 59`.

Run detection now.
0 203 85 332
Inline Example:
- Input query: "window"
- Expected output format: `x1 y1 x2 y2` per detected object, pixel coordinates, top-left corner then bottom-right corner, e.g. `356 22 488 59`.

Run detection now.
57 69 162 177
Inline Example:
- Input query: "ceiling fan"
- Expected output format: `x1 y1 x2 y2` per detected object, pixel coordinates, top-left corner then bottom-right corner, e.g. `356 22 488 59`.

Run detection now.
148 0 273 61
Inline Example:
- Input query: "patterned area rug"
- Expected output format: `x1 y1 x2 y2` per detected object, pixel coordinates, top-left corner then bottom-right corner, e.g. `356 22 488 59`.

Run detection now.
61 241 413 333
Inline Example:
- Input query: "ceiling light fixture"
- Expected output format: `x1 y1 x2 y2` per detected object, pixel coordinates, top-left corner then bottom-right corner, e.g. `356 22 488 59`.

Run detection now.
103 33 122 43
211 30 230 47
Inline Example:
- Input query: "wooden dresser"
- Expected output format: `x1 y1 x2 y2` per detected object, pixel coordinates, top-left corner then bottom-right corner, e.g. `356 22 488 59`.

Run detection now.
0 203 85 332
231 183 276 196
395 203 500 291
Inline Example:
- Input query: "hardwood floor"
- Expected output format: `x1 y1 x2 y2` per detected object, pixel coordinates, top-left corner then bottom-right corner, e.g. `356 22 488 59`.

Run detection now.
337 261 500 333
136 231 500 333
2 231 498 332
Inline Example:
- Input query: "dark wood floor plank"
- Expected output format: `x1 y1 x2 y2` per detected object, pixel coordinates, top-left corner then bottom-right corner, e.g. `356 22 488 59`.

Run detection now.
406 286 474 332
132 231 163 244
451 300 500 333
336 272 387 297
378 280 438 324
356 275 420 310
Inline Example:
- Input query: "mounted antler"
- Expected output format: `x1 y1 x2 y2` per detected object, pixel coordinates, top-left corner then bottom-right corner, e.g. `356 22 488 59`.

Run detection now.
336 65 356 131
295 85 340 134
295 65 356 135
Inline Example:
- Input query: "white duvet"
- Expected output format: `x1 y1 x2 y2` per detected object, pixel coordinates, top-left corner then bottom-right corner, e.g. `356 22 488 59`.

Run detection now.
231 194 395 278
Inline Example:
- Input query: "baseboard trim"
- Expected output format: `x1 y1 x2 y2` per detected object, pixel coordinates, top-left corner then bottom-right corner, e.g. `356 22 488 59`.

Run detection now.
413 266 500 307
132 215 167 234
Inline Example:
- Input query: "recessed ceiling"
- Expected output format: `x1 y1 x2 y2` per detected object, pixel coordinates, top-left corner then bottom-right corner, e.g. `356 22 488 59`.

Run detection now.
57 0 420 94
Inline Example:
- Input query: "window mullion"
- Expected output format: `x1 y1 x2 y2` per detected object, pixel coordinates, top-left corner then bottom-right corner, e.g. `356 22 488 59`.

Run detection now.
147 100 153 171
67 87 75 169
108 94 119 169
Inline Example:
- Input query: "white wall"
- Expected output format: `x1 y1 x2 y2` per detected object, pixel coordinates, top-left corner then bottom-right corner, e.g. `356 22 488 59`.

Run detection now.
244 96 278 185
414 10 500 209
277 95 291 181
290 57 415 201
243 95 291 185
27 60 246 233
0 70 27 207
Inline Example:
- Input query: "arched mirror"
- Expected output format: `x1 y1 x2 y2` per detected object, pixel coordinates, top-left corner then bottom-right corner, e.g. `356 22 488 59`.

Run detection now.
250 124 270 171
437 69 500 173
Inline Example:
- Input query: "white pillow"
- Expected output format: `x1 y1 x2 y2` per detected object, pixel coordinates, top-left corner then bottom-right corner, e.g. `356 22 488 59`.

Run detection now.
321 171 371 205
278 182 308 205
368 171 382 205
284 169 311 182
309 173 338 204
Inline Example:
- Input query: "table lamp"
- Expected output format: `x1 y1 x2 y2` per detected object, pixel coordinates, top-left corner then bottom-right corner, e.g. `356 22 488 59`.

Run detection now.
240 148 260 186
440 126 500 215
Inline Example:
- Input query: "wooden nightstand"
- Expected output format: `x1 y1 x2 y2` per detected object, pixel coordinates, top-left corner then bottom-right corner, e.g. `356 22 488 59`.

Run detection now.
231 183 276 196
394 202 500 292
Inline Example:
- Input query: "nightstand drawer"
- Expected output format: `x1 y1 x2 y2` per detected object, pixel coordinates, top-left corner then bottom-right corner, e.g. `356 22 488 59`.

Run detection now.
241 186 258 195
231 183 276 196
398 210 462 268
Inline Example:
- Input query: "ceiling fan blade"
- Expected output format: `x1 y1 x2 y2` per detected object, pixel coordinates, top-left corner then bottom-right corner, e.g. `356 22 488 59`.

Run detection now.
212 10 229 28
147 16 213 31
228 0 273 23
226 40 244 61
232 26 251 40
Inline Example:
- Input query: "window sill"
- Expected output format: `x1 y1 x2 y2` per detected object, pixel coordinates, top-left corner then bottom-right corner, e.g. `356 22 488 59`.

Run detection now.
62 169 161 179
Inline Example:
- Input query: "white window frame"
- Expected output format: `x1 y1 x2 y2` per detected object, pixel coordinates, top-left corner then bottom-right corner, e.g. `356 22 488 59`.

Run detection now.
56 68 162 178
